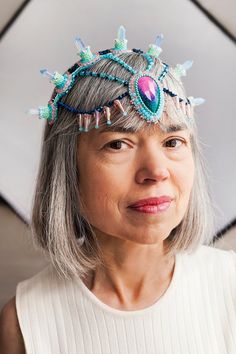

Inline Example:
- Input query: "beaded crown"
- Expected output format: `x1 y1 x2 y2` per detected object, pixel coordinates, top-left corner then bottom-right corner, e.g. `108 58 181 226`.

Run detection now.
29 26 204 132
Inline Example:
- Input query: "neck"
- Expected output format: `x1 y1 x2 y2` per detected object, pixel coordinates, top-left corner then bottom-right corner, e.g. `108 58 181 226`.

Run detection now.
83 231 175 309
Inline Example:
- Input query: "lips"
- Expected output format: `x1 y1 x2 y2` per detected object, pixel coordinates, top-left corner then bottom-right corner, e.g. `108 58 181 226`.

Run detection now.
128 196 173 214
128 196 173 208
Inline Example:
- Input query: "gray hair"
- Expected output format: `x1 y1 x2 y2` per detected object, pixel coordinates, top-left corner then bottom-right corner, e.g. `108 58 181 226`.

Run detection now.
31 52 216 280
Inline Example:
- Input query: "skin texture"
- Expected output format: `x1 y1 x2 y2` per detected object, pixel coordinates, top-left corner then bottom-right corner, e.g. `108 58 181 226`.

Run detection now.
77 117 195 310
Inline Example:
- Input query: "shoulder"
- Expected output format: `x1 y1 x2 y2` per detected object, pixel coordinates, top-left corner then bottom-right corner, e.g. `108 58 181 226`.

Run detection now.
16 264 57 316
0 296 26 354
196 244 236 263
183 245 236 279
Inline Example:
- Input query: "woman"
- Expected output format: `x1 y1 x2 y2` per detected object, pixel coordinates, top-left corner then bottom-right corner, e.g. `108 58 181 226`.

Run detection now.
0 26 235 354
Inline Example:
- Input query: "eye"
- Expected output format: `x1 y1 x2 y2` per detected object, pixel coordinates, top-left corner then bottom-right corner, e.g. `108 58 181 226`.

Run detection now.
164 138 184 148
105 140 128 150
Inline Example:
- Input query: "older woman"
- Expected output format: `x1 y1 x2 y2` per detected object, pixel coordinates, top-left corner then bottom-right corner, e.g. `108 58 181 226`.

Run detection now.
0 27 235 354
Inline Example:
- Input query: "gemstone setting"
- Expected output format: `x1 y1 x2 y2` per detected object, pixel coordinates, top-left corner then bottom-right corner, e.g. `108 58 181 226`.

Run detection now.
128 71 164 122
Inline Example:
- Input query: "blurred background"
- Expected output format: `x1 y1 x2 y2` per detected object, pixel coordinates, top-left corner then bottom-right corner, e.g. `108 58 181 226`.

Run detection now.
0 0 235 310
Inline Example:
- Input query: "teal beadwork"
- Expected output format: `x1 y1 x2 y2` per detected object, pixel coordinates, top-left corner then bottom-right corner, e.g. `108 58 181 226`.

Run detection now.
128 71 164 122
102 53 137 75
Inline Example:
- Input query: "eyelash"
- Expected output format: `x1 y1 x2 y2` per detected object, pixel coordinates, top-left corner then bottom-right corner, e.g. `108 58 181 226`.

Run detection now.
105 138 185 150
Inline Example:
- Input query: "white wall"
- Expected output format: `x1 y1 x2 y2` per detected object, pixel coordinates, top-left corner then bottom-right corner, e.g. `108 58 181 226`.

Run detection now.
0 0 235 234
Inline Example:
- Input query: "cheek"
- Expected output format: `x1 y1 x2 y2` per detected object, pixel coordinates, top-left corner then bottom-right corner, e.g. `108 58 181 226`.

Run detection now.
78 159 125 223
177 155 195 201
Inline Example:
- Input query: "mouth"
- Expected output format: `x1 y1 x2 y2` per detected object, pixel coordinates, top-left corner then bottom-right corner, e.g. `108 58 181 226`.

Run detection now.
127 196 173 215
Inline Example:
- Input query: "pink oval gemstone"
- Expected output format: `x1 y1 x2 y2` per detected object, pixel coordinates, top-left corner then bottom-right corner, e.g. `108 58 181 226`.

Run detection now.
137 76 159 112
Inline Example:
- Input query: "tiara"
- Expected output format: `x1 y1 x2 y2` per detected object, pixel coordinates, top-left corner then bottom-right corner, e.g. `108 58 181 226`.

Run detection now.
29 26 204 132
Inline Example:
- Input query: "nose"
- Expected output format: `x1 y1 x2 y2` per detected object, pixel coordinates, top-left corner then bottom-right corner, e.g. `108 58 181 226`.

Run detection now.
135 146 170 184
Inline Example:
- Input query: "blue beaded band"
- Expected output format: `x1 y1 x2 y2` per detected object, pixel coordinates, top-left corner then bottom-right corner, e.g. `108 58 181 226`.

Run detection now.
58 92 129 115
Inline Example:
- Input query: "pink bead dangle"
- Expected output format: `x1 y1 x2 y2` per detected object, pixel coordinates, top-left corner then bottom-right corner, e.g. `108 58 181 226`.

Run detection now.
186 103 191 118
104 106 111 125
175 96 180 110
84 114 91 132
77 114 84 132
181 101 186 115
94 110 101 129
113 99 127 116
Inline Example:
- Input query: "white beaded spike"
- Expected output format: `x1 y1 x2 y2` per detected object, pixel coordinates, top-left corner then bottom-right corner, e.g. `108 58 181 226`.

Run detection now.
118 25 126 41
75 37 87 53
182 60 193 71
174 60 193 78
28 108 39 115
75 36 94 63
155 33 164 48
28 105 53 120
40 69 66 89
40 69 54 80
147 34 163 58
188 96 205 106
114 25 128 51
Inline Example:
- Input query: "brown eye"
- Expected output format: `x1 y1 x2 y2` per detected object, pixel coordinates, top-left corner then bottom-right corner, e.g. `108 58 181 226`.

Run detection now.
108 140 123 150
165 138 183 148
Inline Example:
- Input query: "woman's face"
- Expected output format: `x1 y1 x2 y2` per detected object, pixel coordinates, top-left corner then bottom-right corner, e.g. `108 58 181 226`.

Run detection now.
77 117 195 245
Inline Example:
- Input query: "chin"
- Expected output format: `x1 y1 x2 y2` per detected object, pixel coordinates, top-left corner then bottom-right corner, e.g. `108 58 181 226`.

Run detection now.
118 227 173 245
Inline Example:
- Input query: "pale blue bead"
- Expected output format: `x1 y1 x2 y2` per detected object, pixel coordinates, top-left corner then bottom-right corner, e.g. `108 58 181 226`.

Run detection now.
155 34 164 47
192 97 205 106
75 37 86 52
182 60 193 71
118 25 126 41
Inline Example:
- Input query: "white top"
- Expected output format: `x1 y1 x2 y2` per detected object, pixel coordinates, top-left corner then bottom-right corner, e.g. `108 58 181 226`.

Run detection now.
16 245 236 354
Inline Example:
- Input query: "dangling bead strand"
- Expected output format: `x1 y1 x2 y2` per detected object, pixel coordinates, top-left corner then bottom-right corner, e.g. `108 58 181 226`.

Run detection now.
104 106 112 125
94 110 101 129
84 114 91 132
181 100 186 115
175 96 180 110
186 103 191 118
77 114 84 132
114 99 128 116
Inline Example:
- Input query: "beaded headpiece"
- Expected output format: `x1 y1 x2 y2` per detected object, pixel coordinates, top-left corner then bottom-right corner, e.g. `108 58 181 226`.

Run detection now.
29 26 204 132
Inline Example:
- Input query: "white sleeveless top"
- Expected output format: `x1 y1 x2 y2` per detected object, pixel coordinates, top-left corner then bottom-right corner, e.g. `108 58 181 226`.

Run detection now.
16 245 236 354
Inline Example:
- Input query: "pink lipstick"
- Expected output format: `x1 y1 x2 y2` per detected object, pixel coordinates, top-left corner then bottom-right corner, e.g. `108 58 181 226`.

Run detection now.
128 196 173 214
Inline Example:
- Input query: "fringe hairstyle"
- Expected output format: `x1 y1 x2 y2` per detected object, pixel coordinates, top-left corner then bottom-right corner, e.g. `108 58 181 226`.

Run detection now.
31 52 216 280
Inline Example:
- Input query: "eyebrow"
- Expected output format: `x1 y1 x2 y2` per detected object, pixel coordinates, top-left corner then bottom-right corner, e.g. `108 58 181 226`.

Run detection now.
98 123 188 134
163 123 188 133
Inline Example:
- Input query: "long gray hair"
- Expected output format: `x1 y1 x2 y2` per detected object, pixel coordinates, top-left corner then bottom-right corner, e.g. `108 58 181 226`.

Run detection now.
31 52 216 279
